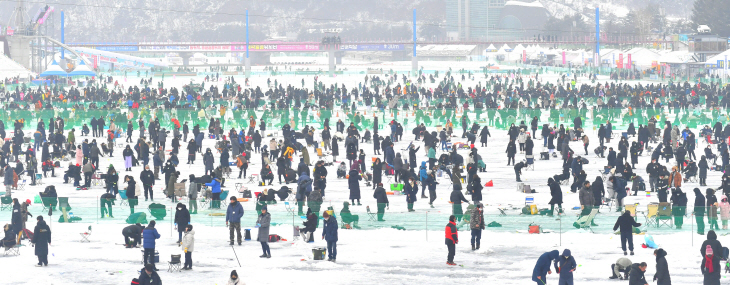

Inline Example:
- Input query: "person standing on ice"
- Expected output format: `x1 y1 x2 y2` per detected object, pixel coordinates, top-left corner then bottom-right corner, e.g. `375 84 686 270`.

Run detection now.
652 248 670 285
31 215 51 267
404 177 417 212
445 215 458 266
553 249 576 285
321 211 338 262
613 210 641 256
142 220 160 271
181 224 194 270
256 205 271 258
470 202 484 251
532 250 559 284
450 186 470 221
226 196 244 246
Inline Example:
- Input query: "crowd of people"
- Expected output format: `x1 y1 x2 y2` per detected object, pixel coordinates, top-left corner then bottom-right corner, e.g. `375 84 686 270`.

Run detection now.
3 66 730 283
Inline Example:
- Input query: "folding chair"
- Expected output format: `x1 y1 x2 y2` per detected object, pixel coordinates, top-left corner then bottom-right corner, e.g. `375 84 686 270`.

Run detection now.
624 203 638 219
685 174 698 183
498 208 507 216
246 174 259 184
16 180 26 191
119 190 129 206
575 208 600 233
92 172 104 188
656 202 673 228
284 201 296 216
366 206 377 222
525 155 535 170
80 226 92 242
35 173 43 185
199 187 211 209
1 196 13 211
600 166 612 182
525 196 534 205
218 190 230 208
644 203 659 228
235 183 245 194
168 254 182 272
3 244 21 256
600 197 615 212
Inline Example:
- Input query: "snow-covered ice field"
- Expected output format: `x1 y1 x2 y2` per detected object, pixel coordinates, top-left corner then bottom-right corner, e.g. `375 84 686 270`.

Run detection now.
0 61 723 284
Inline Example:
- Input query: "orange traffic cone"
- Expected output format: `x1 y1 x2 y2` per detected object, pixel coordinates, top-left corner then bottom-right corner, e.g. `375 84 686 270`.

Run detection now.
485 180 493 187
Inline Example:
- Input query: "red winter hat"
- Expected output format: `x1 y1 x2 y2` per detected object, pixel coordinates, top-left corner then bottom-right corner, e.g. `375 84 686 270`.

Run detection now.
26 199 31 205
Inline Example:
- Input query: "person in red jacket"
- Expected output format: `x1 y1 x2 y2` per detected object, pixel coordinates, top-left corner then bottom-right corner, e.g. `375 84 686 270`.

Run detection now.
445 215 458 265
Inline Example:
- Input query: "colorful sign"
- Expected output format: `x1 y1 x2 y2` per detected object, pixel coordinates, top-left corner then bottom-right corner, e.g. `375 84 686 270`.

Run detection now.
618 54 623 69
340 44 404 51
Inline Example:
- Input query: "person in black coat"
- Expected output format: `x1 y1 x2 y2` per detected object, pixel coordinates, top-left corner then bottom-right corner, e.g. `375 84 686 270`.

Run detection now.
450 186 470 221
299 208 317 242
32 215 51 266
695 188 707 235
629 262 648 285
613 210 642 255
174 203 190 243
138 264 162 285
506 140 517 165
653 248 671 285
592 176 604 208
607 148 617 167
548 178 563 216
479 126 491 147
186 140 197 164
122 223 144 248
670 187 688 229
331 137 339 161
373 183 389 221
699 155 710 186
701 230 723 265
408 145 420 170
470 175 483 203
348 169 362 205
372 158 383 189
11 198 22 238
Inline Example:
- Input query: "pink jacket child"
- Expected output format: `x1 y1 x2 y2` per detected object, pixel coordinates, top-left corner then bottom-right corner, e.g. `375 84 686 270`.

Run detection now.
76 147 83 165
720 195 730 229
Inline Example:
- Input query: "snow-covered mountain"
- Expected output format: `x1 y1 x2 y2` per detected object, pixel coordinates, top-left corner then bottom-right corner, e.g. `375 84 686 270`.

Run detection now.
0 0 693 42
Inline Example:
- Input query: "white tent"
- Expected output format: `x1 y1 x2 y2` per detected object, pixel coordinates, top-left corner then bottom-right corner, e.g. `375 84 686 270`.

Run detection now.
68 60 96 77
39 60 68 77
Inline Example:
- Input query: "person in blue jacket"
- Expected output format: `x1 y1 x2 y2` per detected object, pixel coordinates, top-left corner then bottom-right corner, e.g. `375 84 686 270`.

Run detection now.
142 220 161 270
322 211 338 262
419 161 428 194
226 196 244 245
206 176 222 209
553 249 577 285
532 250 560 284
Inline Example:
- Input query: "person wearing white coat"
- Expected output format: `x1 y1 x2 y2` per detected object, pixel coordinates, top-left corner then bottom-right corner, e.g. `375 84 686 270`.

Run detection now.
517 129 528 153
181 225 195 270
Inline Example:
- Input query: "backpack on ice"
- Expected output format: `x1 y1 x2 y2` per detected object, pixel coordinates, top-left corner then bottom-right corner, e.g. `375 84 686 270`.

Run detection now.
268 234 282 242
